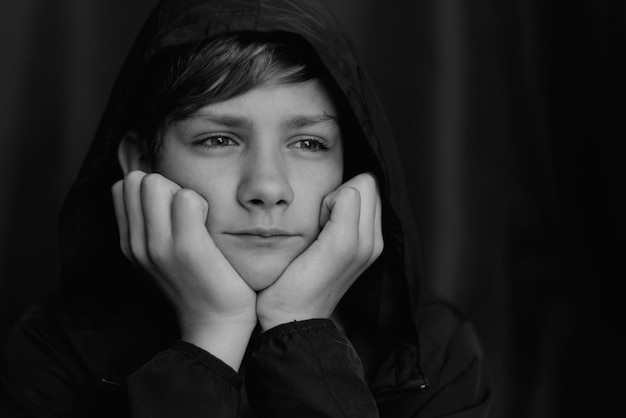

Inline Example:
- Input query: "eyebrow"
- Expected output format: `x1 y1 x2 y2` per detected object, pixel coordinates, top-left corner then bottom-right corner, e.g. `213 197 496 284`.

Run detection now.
192 112 338 129
194 114 253 129
284 114 339 129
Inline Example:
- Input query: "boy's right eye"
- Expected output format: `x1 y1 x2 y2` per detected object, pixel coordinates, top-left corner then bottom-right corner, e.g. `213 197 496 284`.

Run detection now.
195 134 238 148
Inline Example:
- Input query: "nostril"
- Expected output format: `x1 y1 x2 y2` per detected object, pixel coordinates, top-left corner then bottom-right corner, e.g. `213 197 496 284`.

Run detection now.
247 198 288 207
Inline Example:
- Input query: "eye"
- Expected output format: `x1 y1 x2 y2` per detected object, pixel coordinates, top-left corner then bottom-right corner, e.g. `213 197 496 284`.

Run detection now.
196 134 238 148
289 138 329 152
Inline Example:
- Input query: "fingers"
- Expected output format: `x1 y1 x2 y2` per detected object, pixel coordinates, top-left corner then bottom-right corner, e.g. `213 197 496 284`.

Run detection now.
112 171 148 267
371 185 384 263
333 173 384 264
112 171 256 346
122 170 149 266
312 172 384 293
112 170 215 272
320 185 361 248
112 179 132 263
357 173 383 266
141 174 180 257
112 171 185 271
171 188 211 253
353 174 377 257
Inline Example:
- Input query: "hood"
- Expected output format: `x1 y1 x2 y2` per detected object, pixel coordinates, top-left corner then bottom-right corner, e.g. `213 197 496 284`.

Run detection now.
57 0 427 396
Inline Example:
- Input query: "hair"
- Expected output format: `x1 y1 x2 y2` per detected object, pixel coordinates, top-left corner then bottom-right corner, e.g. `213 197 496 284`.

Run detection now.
120 32 343 157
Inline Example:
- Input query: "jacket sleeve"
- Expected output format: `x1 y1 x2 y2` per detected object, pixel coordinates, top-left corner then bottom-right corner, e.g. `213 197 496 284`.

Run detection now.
245 319 379 418
1 307 244 418
127 341 243 418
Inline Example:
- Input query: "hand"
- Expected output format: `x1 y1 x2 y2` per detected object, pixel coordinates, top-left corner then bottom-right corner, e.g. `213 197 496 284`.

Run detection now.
111 170 257 370
256 173 383 331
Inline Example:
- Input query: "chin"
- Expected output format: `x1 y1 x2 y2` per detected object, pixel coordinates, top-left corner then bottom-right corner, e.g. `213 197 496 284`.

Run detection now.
228 255 291 291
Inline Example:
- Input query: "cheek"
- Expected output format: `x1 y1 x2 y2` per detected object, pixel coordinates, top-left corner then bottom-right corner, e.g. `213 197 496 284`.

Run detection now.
155 156 235 216
292 165 343 228
313 159 343 198
182 173 236 229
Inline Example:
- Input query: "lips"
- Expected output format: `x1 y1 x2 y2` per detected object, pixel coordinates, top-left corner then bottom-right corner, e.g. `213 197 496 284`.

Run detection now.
224 227 299 248
227 227 295 238
222 228 299 248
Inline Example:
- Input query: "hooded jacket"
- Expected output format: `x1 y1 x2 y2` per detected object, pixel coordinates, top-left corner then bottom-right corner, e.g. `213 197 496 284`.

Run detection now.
1 0 490 417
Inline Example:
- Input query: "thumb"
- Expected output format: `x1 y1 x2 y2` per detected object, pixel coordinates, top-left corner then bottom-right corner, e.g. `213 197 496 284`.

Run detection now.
319 193 332 228
171 189 210 244
319 186 361 240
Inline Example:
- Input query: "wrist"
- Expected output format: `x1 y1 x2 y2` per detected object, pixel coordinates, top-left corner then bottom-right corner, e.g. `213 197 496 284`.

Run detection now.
180 317 256 371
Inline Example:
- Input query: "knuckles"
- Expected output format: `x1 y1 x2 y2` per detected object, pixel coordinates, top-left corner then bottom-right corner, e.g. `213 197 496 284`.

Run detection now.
332 186 361 216
140 172 180 201
124 169 147 185
349 172 377 195
337 185 361 202
114 171 211 276
140 172 167 190
334 172 383 268
173 188 209 215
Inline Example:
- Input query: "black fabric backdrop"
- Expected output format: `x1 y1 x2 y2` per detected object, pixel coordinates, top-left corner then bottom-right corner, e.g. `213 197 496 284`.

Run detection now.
1 1 624 417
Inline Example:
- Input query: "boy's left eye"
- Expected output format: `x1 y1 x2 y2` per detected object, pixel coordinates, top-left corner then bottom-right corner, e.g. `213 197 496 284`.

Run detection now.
197 134 238 148
289 138 328 152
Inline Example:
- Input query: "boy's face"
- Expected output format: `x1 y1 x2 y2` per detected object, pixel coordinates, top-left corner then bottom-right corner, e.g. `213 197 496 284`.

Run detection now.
154 80 344 290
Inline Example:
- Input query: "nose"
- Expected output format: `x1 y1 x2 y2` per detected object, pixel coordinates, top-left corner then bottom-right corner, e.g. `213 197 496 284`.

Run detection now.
237 150 294 210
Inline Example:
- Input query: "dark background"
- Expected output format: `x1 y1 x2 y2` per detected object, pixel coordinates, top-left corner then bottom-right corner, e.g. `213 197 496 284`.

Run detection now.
1 1 624 417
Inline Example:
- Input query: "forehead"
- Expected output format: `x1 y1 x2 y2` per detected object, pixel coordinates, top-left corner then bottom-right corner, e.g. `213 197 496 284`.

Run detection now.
190 80 339 125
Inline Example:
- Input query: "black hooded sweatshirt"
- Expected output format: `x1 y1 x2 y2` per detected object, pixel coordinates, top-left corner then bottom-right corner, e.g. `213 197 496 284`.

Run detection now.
1 0 490 417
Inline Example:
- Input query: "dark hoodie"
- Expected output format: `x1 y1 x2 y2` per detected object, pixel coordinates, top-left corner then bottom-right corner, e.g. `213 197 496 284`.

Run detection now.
1 0 490 417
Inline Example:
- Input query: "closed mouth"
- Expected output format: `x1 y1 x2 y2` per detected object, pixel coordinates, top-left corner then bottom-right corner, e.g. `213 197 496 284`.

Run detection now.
226 228 297 238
